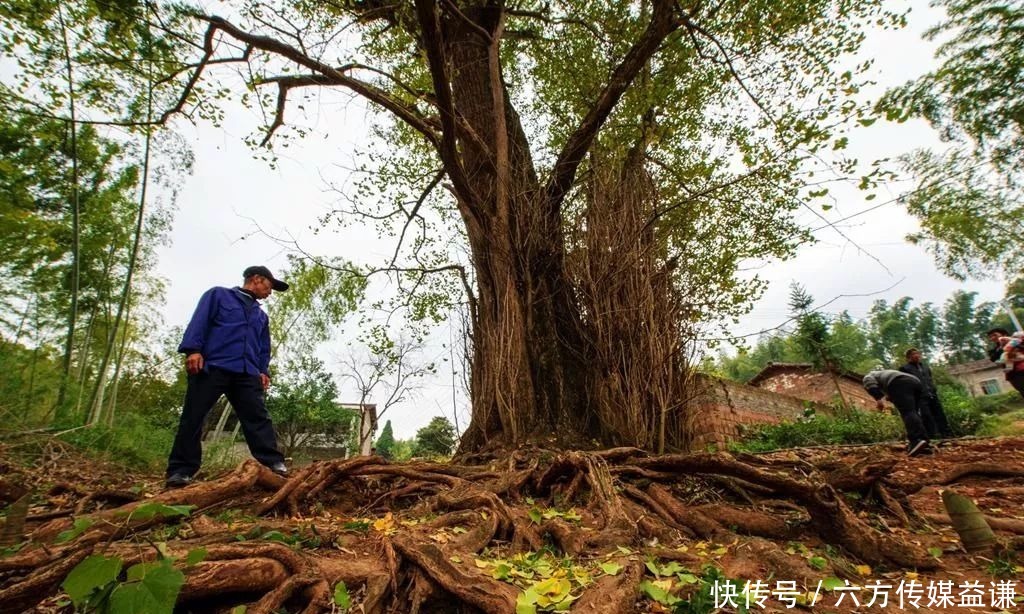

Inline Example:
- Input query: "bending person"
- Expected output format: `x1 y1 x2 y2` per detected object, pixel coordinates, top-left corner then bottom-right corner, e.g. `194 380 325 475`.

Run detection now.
862 369 931 457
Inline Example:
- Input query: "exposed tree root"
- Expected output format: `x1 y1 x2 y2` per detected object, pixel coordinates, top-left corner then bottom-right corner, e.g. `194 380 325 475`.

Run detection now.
0 547 89 612
5 439 1024 612
573 558 644 612
391 536 519 613
936 462 1024 485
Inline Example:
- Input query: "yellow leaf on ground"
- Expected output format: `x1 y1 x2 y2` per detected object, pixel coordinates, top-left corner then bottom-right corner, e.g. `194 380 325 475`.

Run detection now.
855 565 872 576
373 513 396 534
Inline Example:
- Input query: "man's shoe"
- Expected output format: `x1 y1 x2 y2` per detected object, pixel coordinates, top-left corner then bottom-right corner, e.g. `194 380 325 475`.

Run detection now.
908 440 930 457
165 473 193 488
269 462 289 477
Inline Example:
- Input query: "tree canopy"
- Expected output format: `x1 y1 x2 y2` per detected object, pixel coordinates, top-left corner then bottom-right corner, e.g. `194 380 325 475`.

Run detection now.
879 0 1024 279
413 416 458 458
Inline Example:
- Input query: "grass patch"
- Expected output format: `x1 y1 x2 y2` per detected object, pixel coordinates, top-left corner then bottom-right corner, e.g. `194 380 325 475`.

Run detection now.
57 412 243 473
976 409 1024 437
731 410 904 453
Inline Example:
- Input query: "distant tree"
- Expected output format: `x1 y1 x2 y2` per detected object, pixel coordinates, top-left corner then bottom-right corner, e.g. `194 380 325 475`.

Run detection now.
865 298 940 365
878 0 1024 280
390 438 416 462
940 291 993 363
414 417 458 458
266 356 356 458
341 337 433 456
788 284 834 371
827 311 878 373
375 420 396 460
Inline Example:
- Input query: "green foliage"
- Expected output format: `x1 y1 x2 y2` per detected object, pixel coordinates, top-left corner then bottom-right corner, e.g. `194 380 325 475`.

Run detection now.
374 420 396 459
976 409 1024 438
732 410 905 452
62 553 185 614
333 581 351 611
734 380 991 450
635 563 736 614
57 413 176 471
413 416 457 458
267 255 365 360
972 390 1023 414
867 298 939 364
475 550 604 613
63 554 123 608
266 355 354 458
986 552 1021 578
877 0 1024 280
937 382 986 436
236 527 322 549
388 438 416 461
940 291 993 363
122 502 192 522
55 518 95 544
715 286 1007 383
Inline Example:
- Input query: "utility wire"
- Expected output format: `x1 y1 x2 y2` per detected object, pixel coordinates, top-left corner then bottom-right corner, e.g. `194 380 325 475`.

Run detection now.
698 278 905 343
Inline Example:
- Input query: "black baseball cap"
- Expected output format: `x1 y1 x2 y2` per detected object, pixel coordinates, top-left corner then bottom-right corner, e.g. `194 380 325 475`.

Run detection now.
243 265 289 291
987 327 1010 336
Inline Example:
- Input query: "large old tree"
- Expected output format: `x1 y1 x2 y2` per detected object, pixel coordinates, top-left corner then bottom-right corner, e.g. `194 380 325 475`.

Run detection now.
3 0 895 450
10 5 1024 614
138 0 890 452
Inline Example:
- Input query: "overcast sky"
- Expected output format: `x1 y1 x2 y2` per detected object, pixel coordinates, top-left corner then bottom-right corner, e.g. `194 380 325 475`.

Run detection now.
151 0 1007 439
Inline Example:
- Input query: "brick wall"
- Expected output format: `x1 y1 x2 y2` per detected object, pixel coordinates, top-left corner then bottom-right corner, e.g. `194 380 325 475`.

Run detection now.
754 371 875 411
689 375 812 449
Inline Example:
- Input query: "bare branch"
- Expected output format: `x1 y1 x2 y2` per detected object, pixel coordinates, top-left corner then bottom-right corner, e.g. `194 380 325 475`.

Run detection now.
176 14 442 148
682 16 779 129
389 169 446 268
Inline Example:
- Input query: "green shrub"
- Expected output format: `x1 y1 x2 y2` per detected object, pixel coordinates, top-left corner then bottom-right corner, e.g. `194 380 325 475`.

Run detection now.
59 413 176 471
973 390 1022 414
938 385 986 436
732 410 904 453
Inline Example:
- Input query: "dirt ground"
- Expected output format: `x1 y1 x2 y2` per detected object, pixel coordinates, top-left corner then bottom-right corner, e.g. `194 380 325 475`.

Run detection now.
1 436 1023 613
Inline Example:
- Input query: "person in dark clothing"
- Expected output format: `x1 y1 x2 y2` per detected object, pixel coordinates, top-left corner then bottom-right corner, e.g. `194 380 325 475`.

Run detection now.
165 266 291 488
987 328 1024 399
862 369 931 456
899 348 953 438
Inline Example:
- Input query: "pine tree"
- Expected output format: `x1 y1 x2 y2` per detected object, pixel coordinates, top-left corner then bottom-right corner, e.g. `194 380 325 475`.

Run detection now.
374 420 396 459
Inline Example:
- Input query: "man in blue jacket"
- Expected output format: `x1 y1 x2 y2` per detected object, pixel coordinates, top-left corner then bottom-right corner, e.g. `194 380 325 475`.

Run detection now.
165 266 289 487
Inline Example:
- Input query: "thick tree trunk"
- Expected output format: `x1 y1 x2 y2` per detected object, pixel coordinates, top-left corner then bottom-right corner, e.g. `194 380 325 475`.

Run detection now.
444 7 593 451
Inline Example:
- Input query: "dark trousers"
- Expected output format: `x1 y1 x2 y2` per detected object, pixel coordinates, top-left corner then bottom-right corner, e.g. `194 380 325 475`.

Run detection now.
1007 371 1024 399
166 367 284 477
920 394 953 437
888 378 929 447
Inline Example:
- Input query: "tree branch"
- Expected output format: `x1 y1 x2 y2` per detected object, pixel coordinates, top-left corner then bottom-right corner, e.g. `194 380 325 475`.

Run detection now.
177 14 441 148
413 0 480 210
682 16 779 129
541 0 681 216
389 169 446 268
